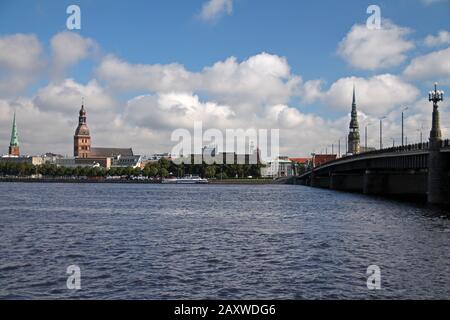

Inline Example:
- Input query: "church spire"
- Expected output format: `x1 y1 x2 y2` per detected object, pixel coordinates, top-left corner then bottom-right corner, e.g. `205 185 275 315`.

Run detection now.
347 85 360 155
10 112 18 146
350 85 359 130
352 85 356 104
9 111 20 156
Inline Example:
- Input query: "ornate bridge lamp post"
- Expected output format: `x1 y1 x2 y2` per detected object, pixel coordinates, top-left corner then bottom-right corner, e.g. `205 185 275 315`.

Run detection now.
429 83 444 146
427 83 447 204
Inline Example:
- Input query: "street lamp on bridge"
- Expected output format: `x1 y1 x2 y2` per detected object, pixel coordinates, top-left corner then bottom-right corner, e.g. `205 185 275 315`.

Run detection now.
401 106 409 146
379 116 387 150
365 122 372 151
417 123 424 144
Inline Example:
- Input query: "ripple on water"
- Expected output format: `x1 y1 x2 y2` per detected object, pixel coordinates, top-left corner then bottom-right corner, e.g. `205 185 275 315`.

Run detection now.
0 183 449 299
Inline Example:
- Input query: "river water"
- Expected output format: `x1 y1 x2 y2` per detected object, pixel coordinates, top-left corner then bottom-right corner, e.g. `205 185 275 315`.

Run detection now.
0 182 449 299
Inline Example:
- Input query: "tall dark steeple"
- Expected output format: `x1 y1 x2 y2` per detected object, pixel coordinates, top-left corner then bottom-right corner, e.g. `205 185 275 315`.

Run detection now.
348 85 360 154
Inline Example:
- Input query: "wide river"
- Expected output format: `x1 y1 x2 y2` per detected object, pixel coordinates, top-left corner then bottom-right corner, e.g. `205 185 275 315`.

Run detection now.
0 182 449 299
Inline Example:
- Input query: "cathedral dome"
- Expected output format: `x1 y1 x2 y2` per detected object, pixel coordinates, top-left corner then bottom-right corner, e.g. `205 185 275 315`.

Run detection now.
75 103 90 136
75 124 90 136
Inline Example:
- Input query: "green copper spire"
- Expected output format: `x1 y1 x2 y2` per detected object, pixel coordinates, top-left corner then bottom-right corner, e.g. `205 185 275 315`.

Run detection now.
10 112 19 147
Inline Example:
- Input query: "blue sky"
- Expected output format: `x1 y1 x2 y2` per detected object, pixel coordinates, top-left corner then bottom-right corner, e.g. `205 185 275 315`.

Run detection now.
0 0 449 156
1 1 448 79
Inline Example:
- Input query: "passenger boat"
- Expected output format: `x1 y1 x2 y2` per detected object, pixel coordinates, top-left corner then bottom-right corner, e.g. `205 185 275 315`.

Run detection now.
162 175 209 184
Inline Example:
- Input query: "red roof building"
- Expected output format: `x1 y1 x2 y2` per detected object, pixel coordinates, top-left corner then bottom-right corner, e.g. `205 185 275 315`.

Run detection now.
312 154 337 167
289 158 311 165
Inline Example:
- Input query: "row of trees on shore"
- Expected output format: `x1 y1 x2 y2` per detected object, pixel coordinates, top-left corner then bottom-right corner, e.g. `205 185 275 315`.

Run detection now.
0 158 264 179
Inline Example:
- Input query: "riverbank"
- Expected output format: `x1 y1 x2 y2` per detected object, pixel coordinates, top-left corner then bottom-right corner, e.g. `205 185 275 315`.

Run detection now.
209 179 274 184
0 177 276 185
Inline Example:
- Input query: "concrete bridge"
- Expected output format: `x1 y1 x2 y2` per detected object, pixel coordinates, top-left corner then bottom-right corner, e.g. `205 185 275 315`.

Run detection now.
296 84 448 205
296 141 450 204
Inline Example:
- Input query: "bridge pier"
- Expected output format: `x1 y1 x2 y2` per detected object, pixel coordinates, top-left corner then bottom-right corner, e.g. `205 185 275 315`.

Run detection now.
330 173 363 192
364 170 427 197
427 144 450 205
427 84 449 205
363 170 387 195
310 175 330 189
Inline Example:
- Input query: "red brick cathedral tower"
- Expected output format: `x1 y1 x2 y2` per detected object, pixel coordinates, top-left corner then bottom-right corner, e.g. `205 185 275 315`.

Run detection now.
74 102 91 158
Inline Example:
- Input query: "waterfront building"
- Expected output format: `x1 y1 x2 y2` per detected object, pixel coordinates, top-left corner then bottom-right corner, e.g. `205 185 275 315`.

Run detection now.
347 86 360 155
289 158 312 166
290 157 312 175
56 157 110 168
55 153 142 170
312 154 337 168
0 155 44 166
111 154 143 168
261 156 295 178
146 153 171 162
174 150 260 165
178 146 261 165
42 153 64 164
140 153 172 168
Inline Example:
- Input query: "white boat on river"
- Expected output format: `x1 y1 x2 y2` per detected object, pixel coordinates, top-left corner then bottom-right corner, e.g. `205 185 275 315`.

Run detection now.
162 175 209 184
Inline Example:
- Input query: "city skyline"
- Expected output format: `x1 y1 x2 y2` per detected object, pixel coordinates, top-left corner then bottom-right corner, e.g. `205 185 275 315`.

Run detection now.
0 0 449 157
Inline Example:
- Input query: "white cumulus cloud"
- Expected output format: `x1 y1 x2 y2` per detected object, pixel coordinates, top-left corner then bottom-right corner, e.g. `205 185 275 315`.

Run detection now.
424 30 450 47
317 75 420 116
0 34 45 96
337 21 415 70
199 0 233 22
403 47 450 82
96 52 302 106
124 92 235 131
33 79 116 114
50 31 98 80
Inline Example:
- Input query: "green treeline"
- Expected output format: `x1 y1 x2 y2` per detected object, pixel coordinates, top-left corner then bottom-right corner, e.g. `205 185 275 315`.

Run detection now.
0 158 264 179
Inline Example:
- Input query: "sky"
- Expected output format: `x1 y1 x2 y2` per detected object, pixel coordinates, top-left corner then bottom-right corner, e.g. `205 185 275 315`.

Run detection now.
0 0 450 157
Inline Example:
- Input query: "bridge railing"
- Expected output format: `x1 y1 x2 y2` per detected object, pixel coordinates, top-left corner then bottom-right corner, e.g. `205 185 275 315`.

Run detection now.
299 139 450 178
367 142 430 155
311 142 430 171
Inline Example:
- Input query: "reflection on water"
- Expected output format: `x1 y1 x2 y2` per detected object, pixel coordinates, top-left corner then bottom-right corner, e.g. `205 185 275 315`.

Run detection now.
0 183 449 299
